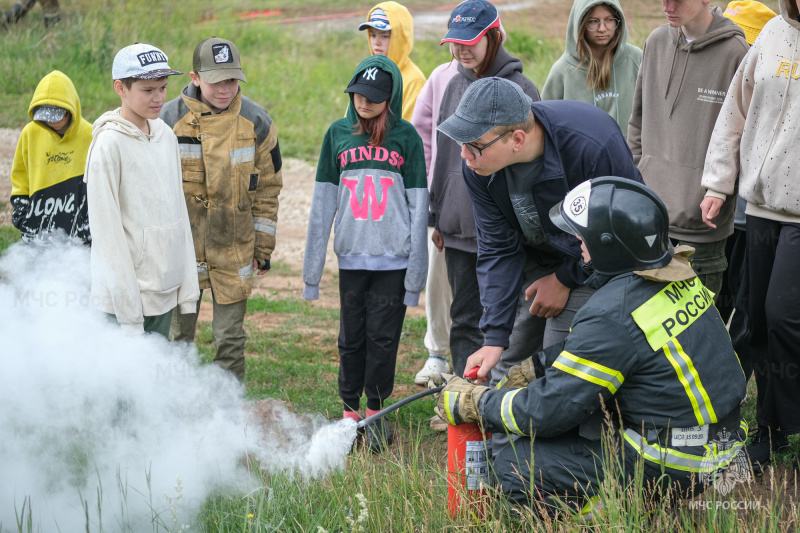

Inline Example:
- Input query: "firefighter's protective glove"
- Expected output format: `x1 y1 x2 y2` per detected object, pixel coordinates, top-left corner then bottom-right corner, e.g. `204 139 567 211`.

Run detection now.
498 357 537 389
436 373 489 425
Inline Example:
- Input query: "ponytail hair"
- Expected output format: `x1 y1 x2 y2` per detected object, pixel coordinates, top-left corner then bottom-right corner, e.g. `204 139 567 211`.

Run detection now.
576 4 623 91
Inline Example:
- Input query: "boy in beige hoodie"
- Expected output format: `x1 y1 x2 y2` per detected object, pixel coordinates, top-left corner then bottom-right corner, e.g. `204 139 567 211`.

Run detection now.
85 43 199 337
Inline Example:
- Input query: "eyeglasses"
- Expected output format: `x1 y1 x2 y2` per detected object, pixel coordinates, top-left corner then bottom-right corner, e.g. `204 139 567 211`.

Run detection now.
586 17 619 31
457 130 511 157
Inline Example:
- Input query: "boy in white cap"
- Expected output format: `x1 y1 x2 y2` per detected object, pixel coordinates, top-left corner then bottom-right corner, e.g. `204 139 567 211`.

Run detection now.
10 70 92 243
359 2 426 120
161 37 283 382
85 43 199 337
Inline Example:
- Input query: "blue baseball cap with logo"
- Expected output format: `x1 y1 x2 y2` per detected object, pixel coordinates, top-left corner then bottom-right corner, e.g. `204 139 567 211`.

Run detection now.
441 1 500 46
358 8 392 31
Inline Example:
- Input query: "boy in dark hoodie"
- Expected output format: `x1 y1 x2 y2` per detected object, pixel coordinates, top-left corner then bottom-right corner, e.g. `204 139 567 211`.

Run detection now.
627 0 748 296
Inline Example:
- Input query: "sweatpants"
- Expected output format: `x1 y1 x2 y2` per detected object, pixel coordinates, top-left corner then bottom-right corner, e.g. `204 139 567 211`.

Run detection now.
444 248 484 377
169 289 248 382
489 252 594 458
338 269 407 413
747 216 800 434
107 309 173 338
424 227 452 357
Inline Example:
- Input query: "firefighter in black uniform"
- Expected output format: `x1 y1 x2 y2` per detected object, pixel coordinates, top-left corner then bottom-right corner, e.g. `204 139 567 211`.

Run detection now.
437 177 748 509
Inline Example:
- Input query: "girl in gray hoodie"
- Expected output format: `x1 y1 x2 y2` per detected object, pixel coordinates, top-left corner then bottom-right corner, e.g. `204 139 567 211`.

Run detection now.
542 0 642 139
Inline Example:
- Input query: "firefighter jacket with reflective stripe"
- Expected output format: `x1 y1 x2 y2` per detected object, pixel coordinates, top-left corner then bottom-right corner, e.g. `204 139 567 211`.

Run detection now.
161 85 282 304
480 271 747 471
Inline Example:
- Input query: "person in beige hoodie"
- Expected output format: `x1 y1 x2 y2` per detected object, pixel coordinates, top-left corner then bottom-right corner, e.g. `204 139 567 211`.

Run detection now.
701 0 799 473
85 43 199 337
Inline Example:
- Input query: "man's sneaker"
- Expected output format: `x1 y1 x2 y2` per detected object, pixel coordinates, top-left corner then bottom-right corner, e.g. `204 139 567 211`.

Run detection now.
429 414 448 432
364 417 393 453
414 355 450 385
746 426 791 472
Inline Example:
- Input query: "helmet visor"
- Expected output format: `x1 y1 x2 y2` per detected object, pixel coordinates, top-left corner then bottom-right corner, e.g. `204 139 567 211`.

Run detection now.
549 200 576 235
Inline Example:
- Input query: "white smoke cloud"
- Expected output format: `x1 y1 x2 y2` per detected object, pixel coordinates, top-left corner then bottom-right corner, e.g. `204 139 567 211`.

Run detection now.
0 241 356 531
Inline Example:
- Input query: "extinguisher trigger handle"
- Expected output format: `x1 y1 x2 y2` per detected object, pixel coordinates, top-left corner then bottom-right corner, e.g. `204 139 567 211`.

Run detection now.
464 367 479 380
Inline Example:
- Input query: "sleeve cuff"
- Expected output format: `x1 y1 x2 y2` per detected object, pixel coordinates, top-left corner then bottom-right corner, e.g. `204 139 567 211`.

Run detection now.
484 328 511 349
303 284 319 300
120 322 145 335
704 190 727 201
554 266 580 289
403 291 420 307
178 300 198 315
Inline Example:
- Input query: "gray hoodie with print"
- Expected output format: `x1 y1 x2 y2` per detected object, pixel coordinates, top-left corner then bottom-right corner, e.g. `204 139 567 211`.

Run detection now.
628 7 748 243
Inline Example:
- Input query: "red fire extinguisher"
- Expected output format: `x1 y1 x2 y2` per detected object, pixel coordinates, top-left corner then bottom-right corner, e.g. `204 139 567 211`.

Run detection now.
447 367 492 517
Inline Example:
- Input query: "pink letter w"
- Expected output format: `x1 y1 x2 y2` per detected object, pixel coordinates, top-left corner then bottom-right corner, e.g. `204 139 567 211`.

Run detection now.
342 175 394 221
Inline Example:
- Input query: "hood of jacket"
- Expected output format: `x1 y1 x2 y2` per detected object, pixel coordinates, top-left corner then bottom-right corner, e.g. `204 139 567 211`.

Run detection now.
92 109 166 143
669 6 744 49
366 1 415 69
662 7 745 117
563 0 633 65
345 55 404 128
28 70 85 138
456 45 523 82
781 0 800 27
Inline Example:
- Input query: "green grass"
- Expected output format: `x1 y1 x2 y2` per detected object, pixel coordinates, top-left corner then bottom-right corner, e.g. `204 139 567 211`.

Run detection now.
0 0 565 162
0 226 21 254
3 1 800 531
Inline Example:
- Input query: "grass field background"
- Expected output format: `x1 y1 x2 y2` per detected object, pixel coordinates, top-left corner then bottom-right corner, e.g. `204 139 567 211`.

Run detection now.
0 0 794 531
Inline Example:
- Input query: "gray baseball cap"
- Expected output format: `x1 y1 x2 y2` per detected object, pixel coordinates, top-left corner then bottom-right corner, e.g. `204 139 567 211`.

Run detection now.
438 77 532 143
112 43 183 80
33 105 68 122
193 37 247 84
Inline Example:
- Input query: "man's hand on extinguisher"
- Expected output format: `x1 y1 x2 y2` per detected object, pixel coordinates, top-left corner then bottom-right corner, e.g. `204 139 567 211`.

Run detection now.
435 373 490 425
464 345 504 385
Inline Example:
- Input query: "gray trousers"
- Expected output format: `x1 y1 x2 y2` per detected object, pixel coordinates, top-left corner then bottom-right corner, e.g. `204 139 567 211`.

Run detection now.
169 289 248 382
490 254 594 457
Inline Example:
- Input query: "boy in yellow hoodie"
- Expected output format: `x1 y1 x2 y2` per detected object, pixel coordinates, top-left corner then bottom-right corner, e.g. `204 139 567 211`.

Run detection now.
10 70 92 244
359 2 426 121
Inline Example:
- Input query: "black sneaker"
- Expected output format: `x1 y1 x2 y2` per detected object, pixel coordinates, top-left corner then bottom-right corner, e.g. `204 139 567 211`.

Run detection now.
364 417 393 453
746 426 791 472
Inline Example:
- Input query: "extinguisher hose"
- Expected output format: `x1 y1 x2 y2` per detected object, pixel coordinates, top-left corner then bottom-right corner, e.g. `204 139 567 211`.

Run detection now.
355 386 444 429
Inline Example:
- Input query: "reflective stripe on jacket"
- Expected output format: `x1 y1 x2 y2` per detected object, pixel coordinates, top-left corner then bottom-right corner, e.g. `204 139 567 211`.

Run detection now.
161 85 282 304
481 272 747 473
